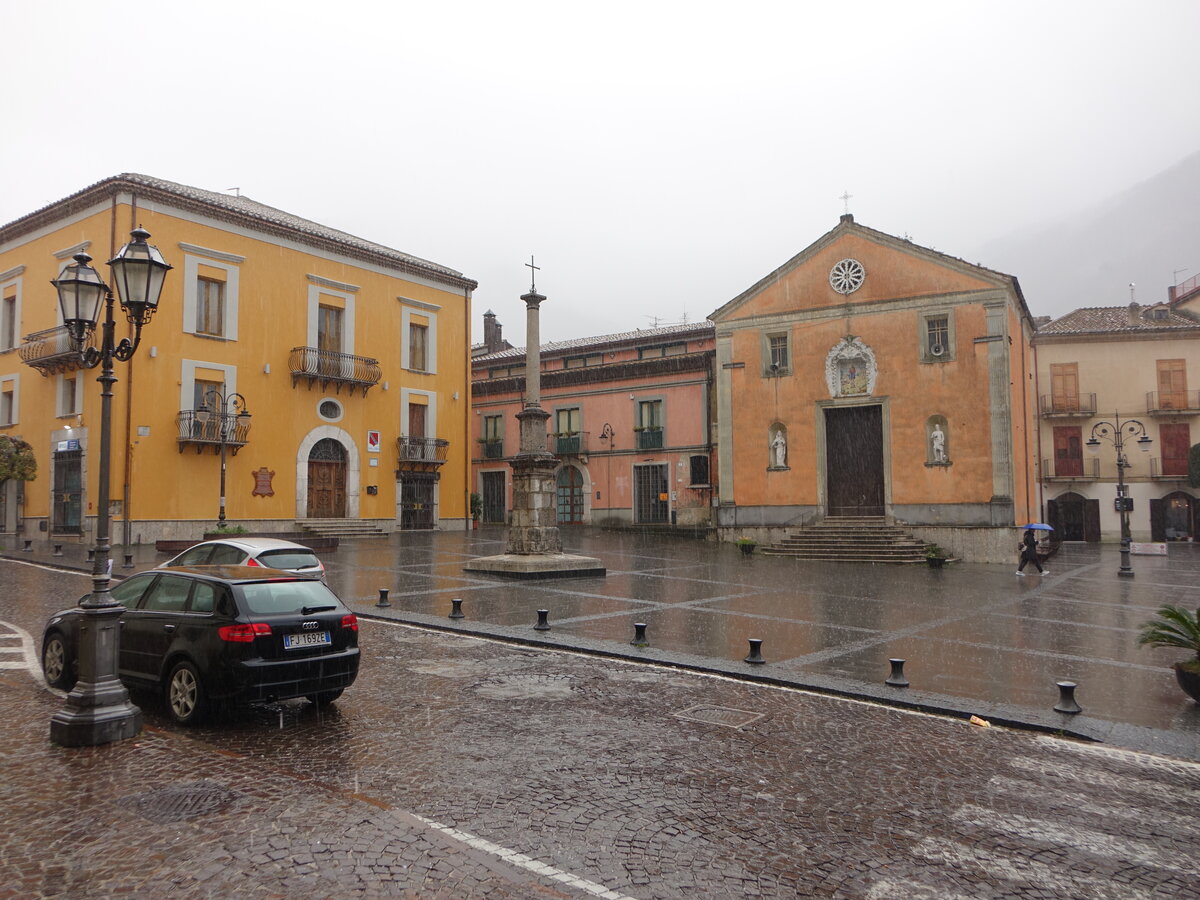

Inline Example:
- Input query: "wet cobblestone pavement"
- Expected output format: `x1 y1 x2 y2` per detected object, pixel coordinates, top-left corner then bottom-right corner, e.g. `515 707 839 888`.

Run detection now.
3 532 1200 897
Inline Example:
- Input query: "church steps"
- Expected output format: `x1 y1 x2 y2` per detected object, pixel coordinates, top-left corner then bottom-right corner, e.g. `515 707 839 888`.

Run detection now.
760 518 930 563
296 519 388 538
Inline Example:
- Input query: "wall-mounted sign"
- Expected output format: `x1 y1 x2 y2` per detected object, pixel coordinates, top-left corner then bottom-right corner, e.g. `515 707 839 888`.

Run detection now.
252 467 275 498
367 430 381 453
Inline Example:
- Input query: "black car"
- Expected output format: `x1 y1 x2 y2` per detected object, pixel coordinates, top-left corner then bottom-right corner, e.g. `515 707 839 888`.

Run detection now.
41 566 360 725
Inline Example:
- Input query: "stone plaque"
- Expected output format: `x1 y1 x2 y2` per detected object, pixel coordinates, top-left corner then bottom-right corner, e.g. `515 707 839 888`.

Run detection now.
251 467 275 497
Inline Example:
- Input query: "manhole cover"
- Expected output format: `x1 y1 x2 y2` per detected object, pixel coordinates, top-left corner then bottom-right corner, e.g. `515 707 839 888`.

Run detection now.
474 673 576 700
674 704 765 730
116 780 242 824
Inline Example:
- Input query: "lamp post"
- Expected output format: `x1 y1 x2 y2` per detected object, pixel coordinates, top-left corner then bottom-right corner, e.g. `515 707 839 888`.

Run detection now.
598 423 614 516
49 228 171 746
199 388 251 526
1086 412 1152 578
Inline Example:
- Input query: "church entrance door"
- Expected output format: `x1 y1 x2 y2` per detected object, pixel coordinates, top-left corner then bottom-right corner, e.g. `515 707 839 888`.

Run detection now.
824 405 884 517
307 438 347 518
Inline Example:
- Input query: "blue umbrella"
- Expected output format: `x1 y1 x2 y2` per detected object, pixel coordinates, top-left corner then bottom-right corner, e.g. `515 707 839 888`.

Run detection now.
1020 523 1054 531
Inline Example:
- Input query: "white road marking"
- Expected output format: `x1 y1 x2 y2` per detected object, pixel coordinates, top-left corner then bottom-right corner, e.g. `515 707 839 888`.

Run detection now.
0 620 41 681
409 813 640 900
988 774 1200 835
1007 754 1200 804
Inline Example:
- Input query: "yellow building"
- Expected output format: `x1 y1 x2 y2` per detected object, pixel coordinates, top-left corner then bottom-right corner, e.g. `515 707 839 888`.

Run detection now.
0 174 476 542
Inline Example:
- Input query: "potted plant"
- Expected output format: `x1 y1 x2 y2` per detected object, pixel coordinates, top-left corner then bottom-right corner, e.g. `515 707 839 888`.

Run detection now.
469 492 483 529
736 536 756 556
1138 605 1200 702
925 544 947 568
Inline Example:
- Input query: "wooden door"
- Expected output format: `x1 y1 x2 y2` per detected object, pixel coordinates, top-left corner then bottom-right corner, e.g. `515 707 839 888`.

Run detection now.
482 471 506 524
1160 423 1190 476
1053 426 1083 477
1050 363 1079 410
307 438 347 518
825 405 884 516
1157 359 1187 409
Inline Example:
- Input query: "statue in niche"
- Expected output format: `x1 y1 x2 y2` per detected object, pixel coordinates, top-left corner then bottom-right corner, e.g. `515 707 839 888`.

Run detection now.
931 424 946 463
771 428 787 468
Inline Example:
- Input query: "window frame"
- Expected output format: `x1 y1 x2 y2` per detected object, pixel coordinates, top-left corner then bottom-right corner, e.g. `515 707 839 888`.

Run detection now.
180 248 241 340
762 331 791 376
195 276 226 337
919 309 956 363
0 374 18 426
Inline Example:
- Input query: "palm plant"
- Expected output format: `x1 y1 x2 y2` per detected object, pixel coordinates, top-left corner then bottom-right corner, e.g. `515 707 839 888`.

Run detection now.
1138 605 1200 671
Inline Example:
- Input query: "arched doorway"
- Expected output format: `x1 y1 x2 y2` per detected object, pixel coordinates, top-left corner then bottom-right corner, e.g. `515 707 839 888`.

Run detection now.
556 466 584 524
1046 491 1100 542
307 438 347 518
1151 491 1197 542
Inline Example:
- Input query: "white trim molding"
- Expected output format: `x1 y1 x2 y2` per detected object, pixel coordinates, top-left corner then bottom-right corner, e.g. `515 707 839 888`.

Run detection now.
181 250 241 341
295 425 361 519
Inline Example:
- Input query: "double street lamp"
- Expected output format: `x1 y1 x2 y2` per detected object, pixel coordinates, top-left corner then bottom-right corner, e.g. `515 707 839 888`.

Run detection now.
1086 413 1152 578
49 228 172 747
197 387 251 526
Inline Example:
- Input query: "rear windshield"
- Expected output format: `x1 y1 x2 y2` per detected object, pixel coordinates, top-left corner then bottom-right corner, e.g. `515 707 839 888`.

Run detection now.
256 549 321 569
239 580 340 615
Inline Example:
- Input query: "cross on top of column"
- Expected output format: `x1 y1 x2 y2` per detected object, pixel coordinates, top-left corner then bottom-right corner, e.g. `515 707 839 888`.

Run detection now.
525 255 540 292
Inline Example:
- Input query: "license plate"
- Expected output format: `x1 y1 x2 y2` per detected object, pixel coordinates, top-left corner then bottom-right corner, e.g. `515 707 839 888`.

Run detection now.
284 630 331 649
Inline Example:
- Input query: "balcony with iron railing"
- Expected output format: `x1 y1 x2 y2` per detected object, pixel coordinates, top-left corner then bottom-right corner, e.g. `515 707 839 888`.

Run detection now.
1150 457 1190 479
176 409 251 454
550 431 588 456
289 346 381 395
1146 390 1200 416
634 427 663 450
1039 393 1097 417
1041 457 1099 481
18 326 84 375
397 436 449 473
478 439 505 460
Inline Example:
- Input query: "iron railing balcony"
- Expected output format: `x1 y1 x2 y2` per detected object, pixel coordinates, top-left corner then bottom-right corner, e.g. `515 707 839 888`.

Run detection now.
1041 457 1099 481
176 409 251 454
550 432 588 456
1039 393 1097 417
289 346 381 395
18 326 84 375
635 427 664 450
397 436 449 467
479 439 505 459
1150 457 1190 478
1146 390 1200 415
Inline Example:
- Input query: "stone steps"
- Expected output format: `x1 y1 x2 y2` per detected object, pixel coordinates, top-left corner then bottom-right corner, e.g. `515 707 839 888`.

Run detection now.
296 519 387 538
760 517 929 563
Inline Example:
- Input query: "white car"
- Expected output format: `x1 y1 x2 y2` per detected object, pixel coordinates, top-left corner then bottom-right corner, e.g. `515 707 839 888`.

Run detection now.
159 537 326 580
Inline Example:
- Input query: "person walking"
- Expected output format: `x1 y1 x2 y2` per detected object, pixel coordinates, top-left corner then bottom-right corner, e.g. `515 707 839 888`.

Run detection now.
1016 528 1047 576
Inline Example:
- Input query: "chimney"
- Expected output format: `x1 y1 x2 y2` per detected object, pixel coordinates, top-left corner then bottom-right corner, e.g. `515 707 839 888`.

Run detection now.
1168 285 1177 304
483 310 503 353
1128 301 1141 325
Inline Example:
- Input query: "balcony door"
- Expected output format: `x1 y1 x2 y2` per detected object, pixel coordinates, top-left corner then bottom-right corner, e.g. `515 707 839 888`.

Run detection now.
1053 426 1083 477
307 438 347 518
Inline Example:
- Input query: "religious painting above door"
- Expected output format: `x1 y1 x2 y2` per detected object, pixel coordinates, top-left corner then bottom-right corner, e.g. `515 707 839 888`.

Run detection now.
825 336 877 398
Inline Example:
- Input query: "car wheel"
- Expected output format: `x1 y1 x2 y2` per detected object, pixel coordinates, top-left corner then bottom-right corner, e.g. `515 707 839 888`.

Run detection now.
166 660 206 725
306 688 344 706
42 632 75 690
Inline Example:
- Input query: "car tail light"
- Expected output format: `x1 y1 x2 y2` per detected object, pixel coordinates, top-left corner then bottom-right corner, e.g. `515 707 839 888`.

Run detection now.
246 557 263 567
341 614 358 632
219 622 272 643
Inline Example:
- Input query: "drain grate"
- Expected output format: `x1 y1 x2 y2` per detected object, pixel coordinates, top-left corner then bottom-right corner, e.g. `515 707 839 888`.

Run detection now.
116 780 243 824
674 704 765 730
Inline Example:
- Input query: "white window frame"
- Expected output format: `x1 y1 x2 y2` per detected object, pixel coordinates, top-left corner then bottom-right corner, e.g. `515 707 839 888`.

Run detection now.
180 245 243 340
308 285 355 354
400 388 437 439
762 330 791 376
401 306 437 374
0 373 19 426
179 360 239 413
0 268 23 352
56 373 83 417
919 309 955 363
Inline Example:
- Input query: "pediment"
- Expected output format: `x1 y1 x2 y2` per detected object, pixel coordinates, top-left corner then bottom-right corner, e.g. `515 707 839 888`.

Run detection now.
711 218 1012 323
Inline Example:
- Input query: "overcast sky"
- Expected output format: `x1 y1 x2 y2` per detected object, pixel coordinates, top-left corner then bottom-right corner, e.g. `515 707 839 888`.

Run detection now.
4 1 1198 345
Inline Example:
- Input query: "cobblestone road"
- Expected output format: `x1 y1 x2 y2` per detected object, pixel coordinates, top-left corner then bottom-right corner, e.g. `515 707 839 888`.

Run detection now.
2 559 1199 898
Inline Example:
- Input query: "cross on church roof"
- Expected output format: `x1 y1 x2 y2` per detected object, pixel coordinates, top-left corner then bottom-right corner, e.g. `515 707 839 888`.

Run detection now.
525 255 540 292
840 190 853 216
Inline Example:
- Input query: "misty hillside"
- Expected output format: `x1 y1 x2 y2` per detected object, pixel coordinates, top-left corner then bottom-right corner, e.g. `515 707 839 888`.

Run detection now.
981 149 1200 320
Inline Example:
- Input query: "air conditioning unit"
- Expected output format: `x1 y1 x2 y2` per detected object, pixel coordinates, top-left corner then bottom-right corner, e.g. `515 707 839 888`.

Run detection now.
930 343 945 357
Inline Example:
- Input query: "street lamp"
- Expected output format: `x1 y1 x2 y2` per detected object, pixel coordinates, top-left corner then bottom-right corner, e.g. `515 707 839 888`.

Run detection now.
49 227 171 747
1086 412 1152 578
199 388 251 525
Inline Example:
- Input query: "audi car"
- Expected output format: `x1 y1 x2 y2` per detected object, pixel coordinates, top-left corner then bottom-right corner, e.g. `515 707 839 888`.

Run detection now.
41 566 359 725
158 537 326 580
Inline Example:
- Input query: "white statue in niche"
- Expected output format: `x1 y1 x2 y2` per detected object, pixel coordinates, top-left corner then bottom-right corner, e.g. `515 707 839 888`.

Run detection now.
931 424 947 462
771 429 787 468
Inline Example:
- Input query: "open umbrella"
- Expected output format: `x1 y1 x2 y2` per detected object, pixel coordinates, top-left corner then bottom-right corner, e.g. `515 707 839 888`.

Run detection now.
1020 523 1054 531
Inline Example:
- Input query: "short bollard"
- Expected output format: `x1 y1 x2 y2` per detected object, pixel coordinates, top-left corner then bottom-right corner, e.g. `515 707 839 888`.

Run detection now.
885 658 910 688
376 588 391 608
22 540 32 552
744 638 765 664
52 544 63 557
449 598 465 620
534 609 551 631
122 553 134 569
631 622 649 647
1054 681 1082 714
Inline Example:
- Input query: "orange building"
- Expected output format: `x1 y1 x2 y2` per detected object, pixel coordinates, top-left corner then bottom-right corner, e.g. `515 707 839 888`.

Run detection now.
710 215 1038 561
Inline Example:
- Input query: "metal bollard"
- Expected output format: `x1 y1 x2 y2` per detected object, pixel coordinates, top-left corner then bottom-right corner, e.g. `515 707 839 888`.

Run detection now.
744 638 765 664
449 598 464 620
22 540 32 552
122 553 134 569
534 609 551 631
885 658 910 688
52 544 63 557
1054 681 1082 714
631 622 649 647
376 588 391 608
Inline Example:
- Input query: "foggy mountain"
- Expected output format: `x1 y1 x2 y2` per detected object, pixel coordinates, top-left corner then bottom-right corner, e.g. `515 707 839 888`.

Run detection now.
979 148 1200 320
